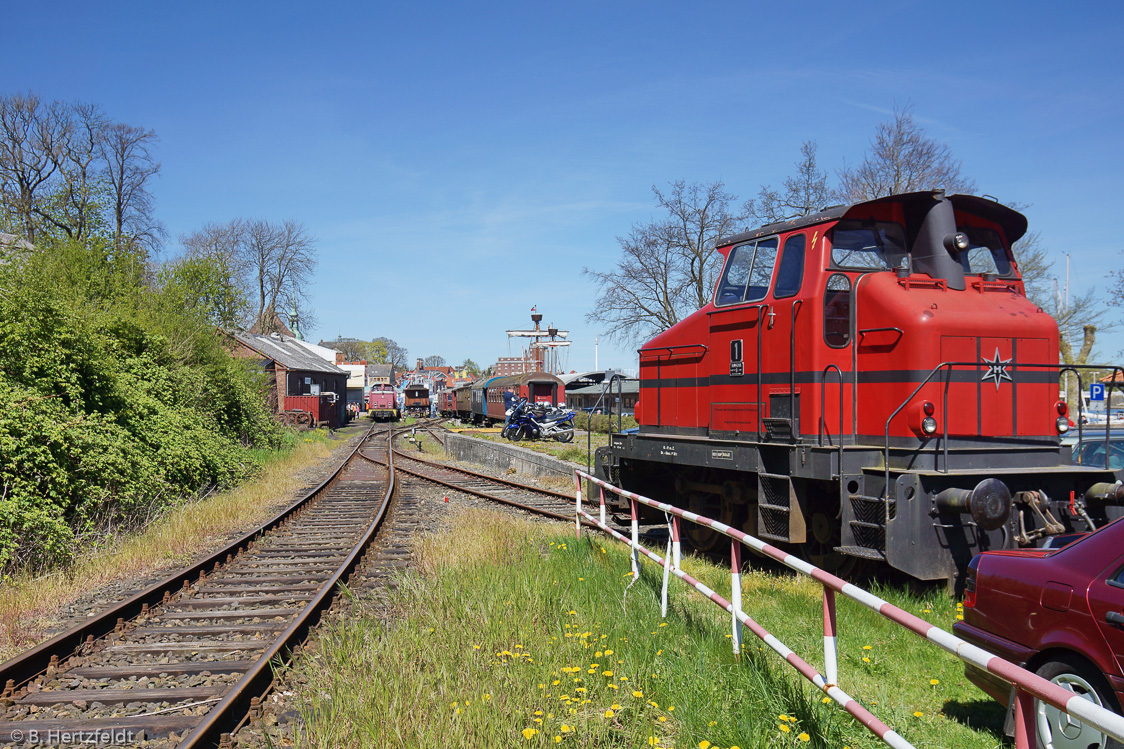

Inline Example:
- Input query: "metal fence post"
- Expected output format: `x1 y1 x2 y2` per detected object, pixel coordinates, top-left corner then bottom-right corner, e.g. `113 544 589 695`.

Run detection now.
671 515 681 571
599 486 606 527
731 540 743 656
631 496 639 579
823 586 838 686
1013 688 1036 748
575 473 582 539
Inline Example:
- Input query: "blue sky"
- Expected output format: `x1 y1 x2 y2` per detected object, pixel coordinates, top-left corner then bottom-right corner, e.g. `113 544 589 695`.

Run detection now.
4 2 1123 373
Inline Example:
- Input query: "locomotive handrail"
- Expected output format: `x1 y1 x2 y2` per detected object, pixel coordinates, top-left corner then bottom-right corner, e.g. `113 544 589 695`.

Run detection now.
573 468 1124 749
882 363 1124 500
789 299 803 439
819 364 845 476
851 273 879 438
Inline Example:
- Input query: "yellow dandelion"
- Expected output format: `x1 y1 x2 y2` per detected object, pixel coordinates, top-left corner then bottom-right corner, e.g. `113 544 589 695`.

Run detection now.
668 706 675 711
576 687 587 693
779 724 791 733
913 711 924 717
657 649 663 655
822 696 831 704
862 645 872 650
633 690 644 698
534 710 543 716
596 651 603 657
604 709 615 718
708 721 717 727
534 718 543 724
929 679 940 686
700 742 711 749
561 724 572 733
956 614 964 620
456 708 461 715
862 657 871 663
605 649 614 655
658 716 667 722
779 714 790 722
603 671 614 677
553 680 560 685
522 728 539 739
554 738 561 744
798 733 810 742
612 703 622 710
659 622 669 627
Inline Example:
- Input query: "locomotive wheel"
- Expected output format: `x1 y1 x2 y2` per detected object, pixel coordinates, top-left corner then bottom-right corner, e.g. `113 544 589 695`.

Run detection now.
799 506 865 578
684 492 733 554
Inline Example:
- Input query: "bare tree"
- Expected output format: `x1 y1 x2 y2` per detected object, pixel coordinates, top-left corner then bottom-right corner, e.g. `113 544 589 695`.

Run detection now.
748 141 831 225
241 218 317 334
372 337 409 371
586 180 746 343
837 104 976 202
424 355 446 367
101 122 162 253
0 92 65 241
1014 229 1106 407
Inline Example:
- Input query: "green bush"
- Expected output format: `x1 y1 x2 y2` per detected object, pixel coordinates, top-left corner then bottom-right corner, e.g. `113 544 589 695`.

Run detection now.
0 237 283 570
573 412 638 434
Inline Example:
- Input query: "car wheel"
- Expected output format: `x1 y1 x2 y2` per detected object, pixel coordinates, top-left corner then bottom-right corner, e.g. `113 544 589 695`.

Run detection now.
1035 655 1123 749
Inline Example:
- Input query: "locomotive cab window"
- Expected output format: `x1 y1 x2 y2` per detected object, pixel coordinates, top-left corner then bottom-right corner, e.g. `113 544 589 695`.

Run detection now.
715 237 779 307
956 226 1013 277
830 220 907 271
774 234 806 299
823 273 852 347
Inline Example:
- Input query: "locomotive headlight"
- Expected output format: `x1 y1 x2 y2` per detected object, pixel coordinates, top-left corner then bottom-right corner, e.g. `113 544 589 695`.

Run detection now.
922 416 938 435
944 232 970 253
1056 416 1070 434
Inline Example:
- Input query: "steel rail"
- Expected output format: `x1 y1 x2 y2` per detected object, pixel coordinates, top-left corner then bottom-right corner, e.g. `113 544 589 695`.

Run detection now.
359 445 586 525
178 429 396 747
0 424 379 695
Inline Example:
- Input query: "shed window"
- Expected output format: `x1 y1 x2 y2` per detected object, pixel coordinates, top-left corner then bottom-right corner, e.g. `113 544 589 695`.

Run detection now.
715 237 779 307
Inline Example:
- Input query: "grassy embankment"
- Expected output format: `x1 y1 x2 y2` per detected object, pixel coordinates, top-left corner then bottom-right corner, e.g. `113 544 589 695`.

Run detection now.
289 509 1005 749
0 428 348 660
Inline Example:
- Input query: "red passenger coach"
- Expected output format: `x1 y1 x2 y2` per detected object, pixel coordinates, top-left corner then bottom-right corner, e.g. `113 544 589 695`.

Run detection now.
483 372 564 424
597 190 1124 582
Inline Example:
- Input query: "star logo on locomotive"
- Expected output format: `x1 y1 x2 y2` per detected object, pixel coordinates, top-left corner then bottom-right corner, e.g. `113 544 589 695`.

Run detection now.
981 348 1013 390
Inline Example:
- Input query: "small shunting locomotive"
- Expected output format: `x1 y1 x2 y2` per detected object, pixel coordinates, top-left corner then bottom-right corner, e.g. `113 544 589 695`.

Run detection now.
596 190 1124 582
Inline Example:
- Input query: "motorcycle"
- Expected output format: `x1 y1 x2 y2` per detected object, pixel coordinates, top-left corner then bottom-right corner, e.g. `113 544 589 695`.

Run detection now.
502 399 576 443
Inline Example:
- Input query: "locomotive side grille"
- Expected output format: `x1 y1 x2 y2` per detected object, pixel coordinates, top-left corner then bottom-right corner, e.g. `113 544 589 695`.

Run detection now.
850 495 886 524
848 495 891 552
758 473 793 542
851 521 886 551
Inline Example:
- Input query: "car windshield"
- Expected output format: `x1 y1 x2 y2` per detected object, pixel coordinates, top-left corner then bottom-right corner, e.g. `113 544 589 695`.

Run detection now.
830 221 907 270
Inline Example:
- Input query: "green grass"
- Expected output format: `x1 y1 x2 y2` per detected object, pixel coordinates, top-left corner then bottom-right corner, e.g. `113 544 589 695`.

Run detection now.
468 430 608 465
286 510 1007 748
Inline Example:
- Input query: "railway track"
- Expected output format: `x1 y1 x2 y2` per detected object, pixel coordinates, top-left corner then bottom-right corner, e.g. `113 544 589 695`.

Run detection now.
368 425 607 525
0 424 397 748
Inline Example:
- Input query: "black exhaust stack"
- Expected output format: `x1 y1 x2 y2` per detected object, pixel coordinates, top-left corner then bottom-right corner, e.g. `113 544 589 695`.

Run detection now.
909 191 967 291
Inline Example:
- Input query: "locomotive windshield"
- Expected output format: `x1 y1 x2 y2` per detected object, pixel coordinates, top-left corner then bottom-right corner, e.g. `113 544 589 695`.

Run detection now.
830 220 907 270
714 237 779 306
957 226 1013 277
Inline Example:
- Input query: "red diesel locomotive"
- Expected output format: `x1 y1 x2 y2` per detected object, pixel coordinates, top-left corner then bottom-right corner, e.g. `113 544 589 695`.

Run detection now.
596 190 1124 582
367 383 399 421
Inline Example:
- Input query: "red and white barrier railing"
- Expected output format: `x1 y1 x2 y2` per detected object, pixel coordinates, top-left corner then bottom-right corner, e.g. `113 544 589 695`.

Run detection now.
573 470 1124 749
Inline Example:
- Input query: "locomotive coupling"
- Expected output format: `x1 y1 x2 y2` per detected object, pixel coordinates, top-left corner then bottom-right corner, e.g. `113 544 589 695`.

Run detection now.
935 478 1012 531
1083 482 1124 505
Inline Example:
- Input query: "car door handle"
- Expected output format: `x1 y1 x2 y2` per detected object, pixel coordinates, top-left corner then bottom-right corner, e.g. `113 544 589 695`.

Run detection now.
1107 611 1124 627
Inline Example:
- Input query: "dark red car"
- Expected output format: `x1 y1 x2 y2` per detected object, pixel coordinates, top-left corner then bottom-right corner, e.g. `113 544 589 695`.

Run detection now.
954 518 1124 747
